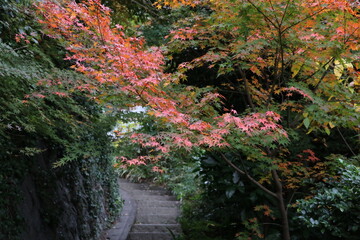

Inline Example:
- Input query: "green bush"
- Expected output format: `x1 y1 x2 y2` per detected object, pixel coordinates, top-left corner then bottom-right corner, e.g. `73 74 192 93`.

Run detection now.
295 157 360 239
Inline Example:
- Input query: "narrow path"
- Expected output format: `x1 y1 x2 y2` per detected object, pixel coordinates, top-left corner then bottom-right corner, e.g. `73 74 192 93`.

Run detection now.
103 178 182 240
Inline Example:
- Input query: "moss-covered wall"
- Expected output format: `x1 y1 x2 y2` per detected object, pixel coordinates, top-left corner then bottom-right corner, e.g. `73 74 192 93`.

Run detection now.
0 135 121 240
16 147 121 240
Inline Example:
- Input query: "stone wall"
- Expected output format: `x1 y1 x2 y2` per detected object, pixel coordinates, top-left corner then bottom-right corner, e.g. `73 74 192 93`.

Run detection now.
1 145 121 240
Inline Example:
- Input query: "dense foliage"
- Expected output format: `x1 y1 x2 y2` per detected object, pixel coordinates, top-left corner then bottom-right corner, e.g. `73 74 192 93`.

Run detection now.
295 157 360 239
157 1 359 239
4 0 358 239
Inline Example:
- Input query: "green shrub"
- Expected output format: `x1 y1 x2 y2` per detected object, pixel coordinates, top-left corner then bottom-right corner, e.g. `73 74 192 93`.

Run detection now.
295 157 360 239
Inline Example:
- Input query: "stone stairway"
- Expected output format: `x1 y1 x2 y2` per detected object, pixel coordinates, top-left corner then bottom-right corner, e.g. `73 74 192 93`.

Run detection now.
103 178 181 240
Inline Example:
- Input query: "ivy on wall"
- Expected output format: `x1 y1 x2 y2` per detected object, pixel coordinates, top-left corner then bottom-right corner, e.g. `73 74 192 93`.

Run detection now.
0 1 122 239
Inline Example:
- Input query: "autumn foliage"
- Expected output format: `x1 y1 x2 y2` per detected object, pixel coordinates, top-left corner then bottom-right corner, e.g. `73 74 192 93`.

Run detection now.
34 0 359 239
35 0 289 165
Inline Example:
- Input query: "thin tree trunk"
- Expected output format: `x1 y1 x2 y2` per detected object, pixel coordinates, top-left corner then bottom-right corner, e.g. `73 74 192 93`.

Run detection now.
219 152 291 239
239 69 255 111
272 170 291 240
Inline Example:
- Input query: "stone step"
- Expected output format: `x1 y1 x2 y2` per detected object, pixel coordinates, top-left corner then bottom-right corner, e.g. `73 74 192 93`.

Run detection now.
136 200 180 208
130 189 172 196
105 178 182 240
131 223 181 234
135 214 178 224
132 194 177 201
119 180 166 191
127 232 174 240
120 184 166 191
137 207 180 215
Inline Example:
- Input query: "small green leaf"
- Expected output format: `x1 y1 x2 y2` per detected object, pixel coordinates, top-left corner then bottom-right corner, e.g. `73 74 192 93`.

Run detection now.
325 127 330 135
303 118 310 129
306 127 314 134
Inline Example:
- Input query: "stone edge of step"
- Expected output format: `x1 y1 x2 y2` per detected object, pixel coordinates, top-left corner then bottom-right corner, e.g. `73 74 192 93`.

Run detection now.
127 232 175 240
131 223 181 233
102 181 138 240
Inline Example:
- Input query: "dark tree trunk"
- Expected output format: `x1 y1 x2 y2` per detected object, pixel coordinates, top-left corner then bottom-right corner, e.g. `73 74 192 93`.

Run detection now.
272 170 291 240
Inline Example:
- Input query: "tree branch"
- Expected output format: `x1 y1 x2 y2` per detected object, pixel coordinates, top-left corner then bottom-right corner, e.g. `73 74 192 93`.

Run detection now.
219 152 278 198
268 0 281 26
281 8 326 34
239 69 255 111
286 189 297 213
279 0 293 27
131 0 161 19
313 58 335 91
245 0 278 28
303 57 334 83
336 127 356 156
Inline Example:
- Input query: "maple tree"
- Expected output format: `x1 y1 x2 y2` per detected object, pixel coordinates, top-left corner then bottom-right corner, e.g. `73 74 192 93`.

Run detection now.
34 0 359 239
161 0 359 238
163 0 358 238
35 0 287 161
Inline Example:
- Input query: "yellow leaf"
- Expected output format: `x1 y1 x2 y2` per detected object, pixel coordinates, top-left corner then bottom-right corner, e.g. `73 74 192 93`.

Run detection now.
291 61 303 78
334 60 344 79
306 127 314 134
334 59 353 80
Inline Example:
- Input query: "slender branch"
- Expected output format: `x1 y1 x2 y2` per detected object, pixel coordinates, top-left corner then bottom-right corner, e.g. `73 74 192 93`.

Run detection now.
13 45 29 51
342 9 346 43
273 44 280 81
286 189 297 213
245 0 278 28
286 106 290 128
279 0 293 27
239 69 255 111
278 29 285 86
94 5 105 45
281 8 326 34
344 26 360 43
131 0 161 19
266 82 277 108
303 57 334 83
132 86 148 104
227 146 250 176
219 152 278 198
313 58 335 91
268 0 281 26
336 127 356 156
238 154 250 176
266 28 286 107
